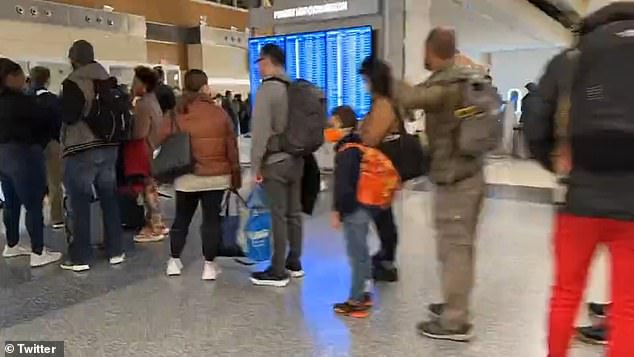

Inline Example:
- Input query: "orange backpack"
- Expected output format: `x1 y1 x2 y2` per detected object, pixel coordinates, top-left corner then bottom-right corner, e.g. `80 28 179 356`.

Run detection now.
340 143 401 208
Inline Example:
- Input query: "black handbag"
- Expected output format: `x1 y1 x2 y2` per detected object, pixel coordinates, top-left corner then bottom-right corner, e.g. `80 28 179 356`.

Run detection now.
152 113 193 183
378 109 429 182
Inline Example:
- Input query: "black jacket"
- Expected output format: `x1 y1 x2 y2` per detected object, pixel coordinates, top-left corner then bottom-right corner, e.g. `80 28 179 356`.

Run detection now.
333 133 362 217
526 3 634 221
30 87 62 142
0 88 50 147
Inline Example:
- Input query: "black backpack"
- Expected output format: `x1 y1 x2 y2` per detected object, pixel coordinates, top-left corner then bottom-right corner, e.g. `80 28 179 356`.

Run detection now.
84 78 133 142
569 20 634 171
264 78 327 156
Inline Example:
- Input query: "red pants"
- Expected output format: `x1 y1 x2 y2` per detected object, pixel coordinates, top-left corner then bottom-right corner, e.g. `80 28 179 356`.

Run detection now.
548 214 634 357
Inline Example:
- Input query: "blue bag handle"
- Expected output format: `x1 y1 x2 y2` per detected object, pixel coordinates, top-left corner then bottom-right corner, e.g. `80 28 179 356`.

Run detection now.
246 184 268 210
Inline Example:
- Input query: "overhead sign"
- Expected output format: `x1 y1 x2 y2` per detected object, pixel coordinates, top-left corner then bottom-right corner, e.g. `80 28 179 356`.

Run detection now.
273 2 348 20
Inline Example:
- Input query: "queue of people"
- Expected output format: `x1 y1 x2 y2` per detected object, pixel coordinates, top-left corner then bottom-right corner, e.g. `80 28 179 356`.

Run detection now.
1 3 633 356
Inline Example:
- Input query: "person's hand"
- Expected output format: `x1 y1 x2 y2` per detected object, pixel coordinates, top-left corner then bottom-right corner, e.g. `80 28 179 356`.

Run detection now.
331 212 341 230
553 143 572 175
255 171 263 184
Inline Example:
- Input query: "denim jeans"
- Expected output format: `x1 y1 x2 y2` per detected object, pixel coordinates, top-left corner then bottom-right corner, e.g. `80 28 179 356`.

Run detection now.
343 207 372 302
0 144 46 254
64 147 123 263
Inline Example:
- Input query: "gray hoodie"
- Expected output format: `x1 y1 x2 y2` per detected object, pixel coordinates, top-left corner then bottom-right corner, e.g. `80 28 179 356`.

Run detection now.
250 73 291 172
61 62 115 157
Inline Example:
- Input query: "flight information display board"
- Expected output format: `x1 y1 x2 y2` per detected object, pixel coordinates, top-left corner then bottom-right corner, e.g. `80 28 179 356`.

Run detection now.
248 26 373 118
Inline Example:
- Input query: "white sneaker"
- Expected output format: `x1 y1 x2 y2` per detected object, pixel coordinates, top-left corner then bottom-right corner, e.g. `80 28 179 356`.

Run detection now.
166 258 183 276
202 261 220 281
3 244 31 258
60 261 90 272
109 253 126 265
30 248 63 267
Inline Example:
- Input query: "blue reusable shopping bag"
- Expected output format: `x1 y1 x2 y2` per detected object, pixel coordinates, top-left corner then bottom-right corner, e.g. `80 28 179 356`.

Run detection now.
244 185 272 262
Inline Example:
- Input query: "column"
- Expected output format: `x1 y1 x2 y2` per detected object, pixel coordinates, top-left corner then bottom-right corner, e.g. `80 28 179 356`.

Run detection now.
403 0 432 83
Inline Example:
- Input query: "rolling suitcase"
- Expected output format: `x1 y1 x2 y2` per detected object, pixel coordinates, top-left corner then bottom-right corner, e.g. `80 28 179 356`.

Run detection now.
118 192 145 231
64 192 104 248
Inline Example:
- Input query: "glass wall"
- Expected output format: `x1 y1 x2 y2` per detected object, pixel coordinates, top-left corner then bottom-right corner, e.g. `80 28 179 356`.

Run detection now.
206 0 250 10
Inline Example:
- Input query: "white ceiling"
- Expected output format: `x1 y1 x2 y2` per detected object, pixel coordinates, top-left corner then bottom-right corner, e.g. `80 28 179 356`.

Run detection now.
430 0 571 53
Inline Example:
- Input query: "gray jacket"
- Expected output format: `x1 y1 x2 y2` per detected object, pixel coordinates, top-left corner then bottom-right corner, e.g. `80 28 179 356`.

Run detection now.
61 62 115 157
250 73 291 172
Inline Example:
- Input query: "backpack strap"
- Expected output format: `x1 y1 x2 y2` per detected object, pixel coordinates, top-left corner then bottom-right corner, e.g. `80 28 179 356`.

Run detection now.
339 143 366 153
262 77 290 86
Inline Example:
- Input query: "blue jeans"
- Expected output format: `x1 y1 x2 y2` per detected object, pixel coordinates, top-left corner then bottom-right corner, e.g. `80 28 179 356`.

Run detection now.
0 144 46 254
343 208 372 302
64 147 123 263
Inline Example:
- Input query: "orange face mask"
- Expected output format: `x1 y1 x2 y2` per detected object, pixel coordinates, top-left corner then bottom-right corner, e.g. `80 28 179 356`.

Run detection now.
325 128 345 143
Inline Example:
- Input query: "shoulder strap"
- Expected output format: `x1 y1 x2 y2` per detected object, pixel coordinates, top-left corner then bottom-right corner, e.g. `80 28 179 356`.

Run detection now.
263 77 290 86
339 143 366 153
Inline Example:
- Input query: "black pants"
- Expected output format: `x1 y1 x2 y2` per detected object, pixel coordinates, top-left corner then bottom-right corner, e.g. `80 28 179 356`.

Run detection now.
372 206 398 263
170 190 224 262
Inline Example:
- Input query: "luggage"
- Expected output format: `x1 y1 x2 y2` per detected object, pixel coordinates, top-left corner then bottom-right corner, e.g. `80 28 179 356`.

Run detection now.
243 185 272 262
118 192 145 231
64 193 104 248
264 78 327 156
219 190 247 257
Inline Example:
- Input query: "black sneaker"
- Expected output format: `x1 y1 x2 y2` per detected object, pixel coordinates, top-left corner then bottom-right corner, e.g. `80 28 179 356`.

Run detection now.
416 320 474 342
576 326 607 345
428 303 445 319
60 260 90 272
588 302 609 319
285 261 305 278
250 268 290 287
333 301 371 318
372 263 399 282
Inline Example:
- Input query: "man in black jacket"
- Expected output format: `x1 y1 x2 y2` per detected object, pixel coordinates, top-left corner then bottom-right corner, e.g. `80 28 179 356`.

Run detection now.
59 40 125 272
29 66 64 230
525 3 634 356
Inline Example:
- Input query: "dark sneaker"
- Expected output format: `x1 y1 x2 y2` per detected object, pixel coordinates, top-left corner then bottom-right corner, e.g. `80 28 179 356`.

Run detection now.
576 326 607 345
285 261 305 278
250 269 290 287
588 302 609 319
333 301 371 318
362 292 374 307
372 264 399 282
416 320 474 342
428 303 445 319
60 260 90 272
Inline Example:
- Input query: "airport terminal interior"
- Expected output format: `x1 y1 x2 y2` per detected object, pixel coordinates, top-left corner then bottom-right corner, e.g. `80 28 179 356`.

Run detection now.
0 0 622 356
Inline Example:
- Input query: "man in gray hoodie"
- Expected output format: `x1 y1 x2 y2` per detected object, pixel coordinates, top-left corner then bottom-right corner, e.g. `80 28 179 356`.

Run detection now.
250 44 304 287
59 40 125 272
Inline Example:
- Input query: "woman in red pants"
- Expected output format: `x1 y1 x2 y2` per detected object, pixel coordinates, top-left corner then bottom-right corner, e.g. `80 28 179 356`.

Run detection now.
525 4 634 356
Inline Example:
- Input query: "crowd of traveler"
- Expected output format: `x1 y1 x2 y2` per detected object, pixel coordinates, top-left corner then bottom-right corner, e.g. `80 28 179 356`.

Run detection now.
0 2 632 356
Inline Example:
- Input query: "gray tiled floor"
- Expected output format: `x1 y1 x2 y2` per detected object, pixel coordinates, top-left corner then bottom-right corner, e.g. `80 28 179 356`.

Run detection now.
0 190 604 357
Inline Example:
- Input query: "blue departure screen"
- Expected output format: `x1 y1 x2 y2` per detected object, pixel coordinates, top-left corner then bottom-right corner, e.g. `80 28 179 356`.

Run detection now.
249 26 373 118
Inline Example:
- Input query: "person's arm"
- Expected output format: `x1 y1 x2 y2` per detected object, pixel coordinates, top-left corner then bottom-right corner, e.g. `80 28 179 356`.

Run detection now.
223 111 242 190
393 81 448 112
250 85 275 173
60 79 85 125
132 99 152 140
360 97 398 147
525 54 562 172
333 148 362 217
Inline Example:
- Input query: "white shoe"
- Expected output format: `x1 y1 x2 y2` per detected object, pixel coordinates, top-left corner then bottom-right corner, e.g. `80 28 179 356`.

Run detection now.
3 244 31 258
109 253 126 265
166 258 183 276
60 261 90 272
202 261 220 281
30 248 63 267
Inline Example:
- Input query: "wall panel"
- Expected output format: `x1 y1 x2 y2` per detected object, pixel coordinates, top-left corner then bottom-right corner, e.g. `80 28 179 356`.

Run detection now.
147 41 188 69
48 0 248 28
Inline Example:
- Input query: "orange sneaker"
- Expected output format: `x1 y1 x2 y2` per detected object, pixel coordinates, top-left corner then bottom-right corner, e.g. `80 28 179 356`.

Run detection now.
333 301 371 318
